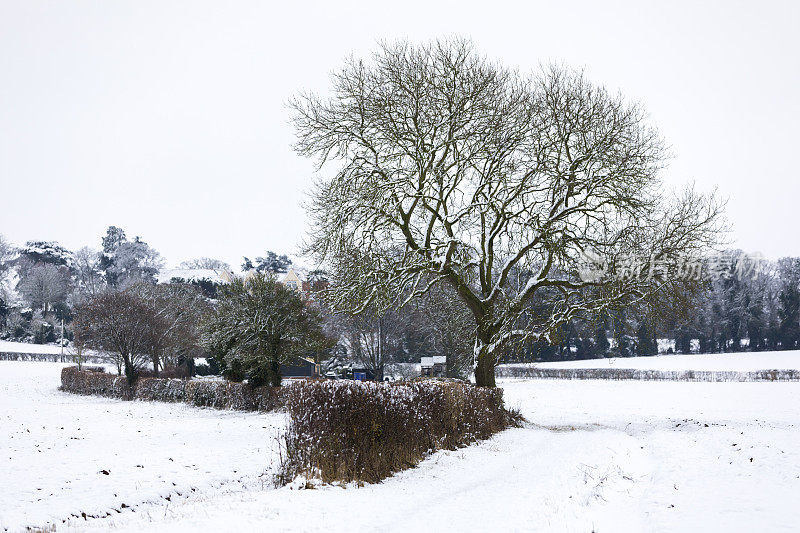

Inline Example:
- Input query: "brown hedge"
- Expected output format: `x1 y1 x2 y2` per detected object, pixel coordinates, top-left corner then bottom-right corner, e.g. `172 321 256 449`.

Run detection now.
60 366 282 411
277 379 518 485
60 366 131 398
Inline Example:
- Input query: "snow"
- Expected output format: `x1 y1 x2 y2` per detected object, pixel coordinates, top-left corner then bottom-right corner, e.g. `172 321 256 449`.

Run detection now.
0 362 284 531
508 350 800 372
420 355 446 367
3 361 799 532
0 340 104 360
0 340 65 355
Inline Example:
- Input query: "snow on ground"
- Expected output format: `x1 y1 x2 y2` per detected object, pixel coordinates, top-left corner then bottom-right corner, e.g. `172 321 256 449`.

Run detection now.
515 349 800 371
3 361 799 532
0 362 284 531
0 340 66 355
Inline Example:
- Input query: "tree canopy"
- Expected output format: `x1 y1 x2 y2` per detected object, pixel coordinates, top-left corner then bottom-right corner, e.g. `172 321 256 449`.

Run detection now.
293 38 723 386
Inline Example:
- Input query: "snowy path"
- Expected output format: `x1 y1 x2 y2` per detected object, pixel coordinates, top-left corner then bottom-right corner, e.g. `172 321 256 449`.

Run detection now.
502 379 800 532
2 362 799 532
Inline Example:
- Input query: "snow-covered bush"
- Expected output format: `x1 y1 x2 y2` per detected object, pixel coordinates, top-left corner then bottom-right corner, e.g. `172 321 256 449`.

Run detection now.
184 380 282 411
134 377 187 402
276 379 517 485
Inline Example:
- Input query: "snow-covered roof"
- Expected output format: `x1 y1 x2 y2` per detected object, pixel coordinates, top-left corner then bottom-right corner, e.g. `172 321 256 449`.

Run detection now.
157 268 230 284
421 356 447 367
282 267 308 282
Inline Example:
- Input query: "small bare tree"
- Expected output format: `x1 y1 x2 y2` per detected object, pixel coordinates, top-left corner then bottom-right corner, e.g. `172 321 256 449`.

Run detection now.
338 307 403 381
128 282 209 375
73 290 157 386
293 39 723 387
413 282 475 378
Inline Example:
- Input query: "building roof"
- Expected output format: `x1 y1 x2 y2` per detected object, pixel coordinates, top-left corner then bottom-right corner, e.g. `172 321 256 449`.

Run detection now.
420 356 447 367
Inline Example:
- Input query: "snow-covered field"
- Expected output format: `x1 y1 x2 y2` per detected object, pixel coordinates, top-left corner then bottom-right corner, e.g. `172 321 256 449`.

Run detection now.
2 361 799 532
516 349 800 372
0 362 284 531
0 340 66 355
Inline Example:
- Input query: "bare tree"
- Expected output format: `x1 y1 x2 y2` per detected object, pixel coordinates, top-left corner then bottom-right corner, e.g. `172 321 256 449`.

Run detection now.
128 281 210 375
0 235 15 315
73 290 158 386
18 263 72 315
104 236 164 288
0 234 13 275
338 307 403 381
72 247 105 298
412 282 474 378
179 257 232 271
294 39 723 386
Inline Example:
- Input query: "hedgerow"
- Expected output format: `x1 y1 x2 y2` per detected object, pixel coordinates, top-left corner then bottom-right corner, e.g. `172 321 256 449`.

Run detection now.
60 366 282 411
276 379 520 485
60 366 131 399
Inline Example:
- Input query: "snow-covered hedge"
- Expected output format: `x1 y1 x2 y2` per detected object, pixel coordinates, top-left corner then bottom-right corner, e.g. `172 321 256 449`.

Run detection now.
60 366 130 398
60 367 283 411
184 380 282 411
496 366 800 381
135 377 187 402
277 379 517 485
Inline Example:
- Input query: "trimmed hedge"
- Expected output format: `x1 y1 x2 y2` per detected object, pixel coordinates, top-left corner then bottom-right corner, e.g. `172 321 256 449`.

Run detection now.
495 365 800 381
60 366 131 398
60 366 282 411
277 379 518 485
184 380 282 411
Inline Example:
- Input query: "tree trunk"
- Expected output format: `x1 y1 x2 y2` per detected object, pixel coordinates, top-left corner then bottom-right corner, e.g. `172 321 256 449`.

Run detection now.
123 356 136 398
474 349 496 388
269 358 281 387
473 319 498 387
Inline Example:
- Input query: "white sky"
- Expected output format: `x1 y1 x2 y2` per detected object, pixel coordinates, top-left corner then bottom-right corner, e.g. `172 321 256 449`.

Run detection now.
1 0 798 269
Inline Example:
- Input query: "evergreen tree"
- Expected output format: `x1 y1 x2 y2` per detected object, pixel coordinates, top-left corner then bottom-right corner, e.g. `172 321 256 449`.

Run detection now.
241 252 292 274
201 273 325 386
635 321 658 356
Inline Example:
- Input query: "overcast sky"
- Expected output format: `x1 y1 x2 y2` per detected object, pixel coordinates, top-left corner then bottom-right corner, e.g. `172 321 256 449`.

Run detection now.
1 0 798 269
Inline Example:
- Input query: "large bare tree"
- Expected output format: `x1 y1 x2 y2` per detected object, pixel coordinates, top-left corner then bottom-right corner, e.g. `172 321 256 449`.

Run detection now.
294 39 723 387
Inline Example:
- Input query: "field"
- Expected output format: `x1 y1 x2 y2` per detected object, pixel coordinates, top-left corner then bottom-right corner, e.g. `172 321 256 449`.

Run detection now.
2 360 799 532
